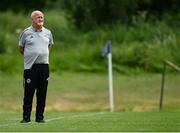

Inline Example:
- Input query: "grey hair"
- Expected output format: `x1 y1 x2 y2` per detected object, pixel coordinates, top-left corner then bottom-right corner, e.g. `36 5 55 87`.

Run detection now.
31 10 43 19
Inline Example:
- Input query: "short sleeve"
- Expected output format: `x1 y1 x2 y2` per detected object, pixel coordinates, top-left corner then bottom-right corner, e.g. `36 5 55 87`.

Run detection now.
19 32 26 47
49 31 54 45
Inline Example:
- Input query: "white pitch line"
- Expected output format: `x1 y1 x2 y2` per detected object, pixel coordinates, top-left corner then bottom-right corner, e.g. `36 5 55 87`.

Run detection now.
0 123 18 127
46 112 105 122
0 112 105 127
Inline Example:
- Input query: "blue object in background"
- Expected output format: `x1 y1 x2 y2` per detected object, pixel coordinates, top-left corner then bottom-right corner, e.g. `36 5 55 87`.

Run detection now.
102 40 111 56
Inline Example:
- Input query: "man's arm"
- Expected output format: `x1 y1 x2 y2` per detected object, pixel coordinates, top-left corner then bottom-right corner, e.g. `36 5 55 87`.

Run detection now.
19 46 24 55
48 44 52 53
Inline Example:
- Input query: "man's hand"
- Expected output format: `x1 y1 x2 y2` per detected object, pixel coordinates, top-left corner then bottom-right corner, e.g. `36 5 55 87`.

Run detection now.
48 45 52 52
19 46 24 55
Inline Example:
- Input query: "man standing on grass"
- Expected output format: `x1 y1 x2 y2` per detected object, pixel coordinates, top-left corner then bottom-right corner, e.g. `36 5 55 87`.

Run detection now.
19 10 54 123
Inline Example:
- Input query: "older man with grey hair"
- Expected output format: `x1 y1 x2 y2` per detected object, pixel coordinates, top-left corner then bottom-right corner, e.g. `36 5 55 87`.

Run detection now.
19 10 54 123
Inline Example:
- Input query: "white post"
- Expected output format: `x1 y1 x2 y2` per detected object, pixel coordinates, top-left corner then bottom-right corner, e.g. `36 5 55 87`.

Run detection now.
107 53 114 112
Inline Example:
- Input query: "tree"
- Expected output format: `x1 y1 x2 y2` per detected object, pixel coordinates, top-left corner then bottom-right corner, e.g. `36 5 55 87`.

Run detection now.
0 0 50 12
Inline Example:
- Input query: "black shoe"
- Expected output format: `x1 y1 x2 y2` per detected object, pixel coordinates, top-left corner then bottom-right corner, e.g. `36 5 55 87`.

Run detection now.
20 119 31 123
35 119 45 123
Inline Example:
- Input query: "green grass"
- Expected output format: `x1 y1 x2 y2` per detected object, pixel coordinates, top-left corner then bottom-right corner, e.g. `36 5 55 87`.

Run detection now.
0 72 180 112
0 72 180 131
0 111 179 132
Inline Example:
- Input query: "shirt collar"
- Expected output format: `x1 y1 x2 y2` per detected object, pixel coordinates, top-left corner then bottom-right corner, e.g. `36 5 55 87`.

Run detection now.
30 25 44 32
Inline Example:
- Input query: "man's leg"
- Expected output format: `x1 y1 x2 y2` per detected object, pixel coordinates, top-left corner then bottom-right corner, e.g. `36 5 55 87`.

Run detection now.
22 68 36 122
36 64 49 122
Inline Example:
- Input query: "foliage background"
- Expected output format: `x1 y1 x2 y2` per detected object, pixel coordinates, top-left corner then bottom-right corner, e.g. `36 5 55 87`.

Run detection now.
0 0 180 74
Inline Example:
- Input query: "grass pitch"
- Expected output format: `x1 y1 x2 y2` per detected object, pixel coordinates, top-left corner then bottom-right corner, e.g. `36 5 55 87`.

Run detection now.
0 111 180 132
0 72 180 112
0 72 179 131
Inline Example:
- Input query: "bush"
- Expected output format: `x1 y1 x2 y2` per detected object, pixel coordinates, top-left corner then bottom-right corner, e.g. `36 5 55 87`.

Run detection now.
0 33 6 54
0 10 180 74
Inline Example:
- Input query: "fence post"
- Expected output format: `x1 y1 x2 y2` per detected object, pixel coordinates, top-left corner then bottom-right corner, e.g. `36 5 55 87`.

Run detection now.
159 61 166 111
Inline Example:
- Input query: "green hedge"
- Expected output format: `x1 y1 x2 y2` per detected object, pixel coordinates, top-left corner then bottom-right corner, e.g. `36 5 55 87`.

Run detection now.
0 11 179 74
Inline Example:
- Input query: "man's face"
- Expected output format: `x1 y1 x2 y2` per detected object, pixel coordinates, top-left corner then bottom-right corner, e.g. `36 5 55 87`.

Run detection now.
32 12 44 27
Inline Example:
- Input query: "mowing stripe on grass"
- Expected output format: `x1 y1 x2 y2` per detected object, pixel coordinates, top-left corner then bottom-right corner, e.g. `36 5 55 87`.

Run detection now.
0 123 18 127
46 112 105 122
0 112 105 127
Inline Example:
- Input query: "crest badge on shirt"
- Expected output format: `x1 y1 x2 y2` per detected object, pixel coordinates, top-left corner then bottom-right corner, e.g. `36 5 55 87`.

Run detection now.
30 35 34 39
